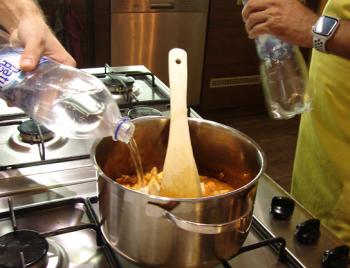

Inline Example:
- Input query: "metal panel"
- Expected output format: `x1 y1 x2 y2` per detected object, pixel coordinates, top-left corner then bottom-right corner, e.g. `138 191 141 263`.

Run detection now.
111 0 209 13
111 2 209 105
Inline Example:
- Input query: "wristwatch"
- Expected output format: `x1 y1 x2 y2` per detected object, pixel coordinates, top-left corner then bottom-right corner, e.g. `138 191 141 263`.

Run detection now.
312 15 340 53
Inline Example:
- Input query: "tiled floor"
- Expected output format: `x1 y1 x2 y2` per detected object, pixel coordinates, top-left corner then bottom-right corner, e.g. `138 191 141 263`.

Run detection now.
200 109 300 192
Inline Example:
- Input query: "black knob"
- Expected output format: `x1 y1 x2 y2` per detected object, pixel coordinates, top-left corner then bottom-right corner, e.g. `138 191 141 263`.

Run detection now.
295 219 321 244
270 196 295 220
322 245 349 268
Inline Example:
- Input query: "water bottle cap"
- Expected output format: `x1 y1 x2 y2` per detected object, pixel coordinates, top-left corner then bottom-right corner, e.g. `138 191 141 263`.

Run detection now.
114 117 135 143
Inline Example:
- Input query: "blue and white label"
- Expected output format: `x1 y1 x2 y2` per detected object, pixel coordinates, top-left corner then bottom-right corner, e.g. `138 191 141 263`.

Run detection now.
0 50 22 90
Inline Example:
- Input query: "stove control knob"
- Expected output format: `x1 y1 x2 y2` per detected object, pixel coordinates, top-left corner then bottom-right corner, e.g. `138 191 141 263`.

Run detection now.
295 218 321 244
270 196 295 220
322 245 349 268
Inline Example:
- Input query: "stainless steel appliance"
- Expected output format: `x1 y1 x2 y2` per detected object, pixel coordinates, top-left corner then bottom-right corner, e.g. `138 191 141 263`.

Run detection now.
110 0 209 106
0 65 348 268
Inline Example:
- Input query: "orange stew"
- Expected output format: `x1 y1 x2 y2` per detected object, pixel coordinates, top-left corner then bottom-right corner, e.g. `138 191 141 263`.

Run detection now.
115 167 234 197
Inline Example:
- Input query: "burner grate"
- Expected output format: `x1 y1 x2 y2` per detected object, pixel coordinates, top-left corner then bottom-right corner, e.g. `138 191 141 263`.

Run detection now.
93 64 159 108
221 235 287 267
102 64 156 88
0 196 302 268
0 197 120 267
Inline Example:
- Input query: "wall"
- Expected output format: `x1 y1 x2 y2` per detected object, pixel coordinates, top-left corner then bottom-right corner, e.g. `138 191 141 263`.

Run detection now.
38 0 110 68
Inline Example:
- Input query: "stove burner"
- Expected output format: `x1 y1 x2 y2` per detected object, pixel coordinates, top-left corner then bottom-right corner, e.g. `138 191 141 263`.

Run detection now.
17 119 54 144
0 230 49 268
128 106 163 119
103 74 135 94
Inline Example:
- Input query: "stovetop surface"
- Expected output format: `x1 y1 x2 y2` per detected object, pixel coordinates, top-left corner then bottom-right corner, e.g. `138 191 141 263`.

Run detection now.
0 179 290 268
0 165 347 268
0 66 348 268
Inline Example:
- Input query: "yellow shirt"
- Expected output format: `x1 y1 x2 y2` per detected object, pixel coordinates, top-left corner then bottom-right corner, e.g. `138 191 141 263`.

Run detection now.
291 0 350 245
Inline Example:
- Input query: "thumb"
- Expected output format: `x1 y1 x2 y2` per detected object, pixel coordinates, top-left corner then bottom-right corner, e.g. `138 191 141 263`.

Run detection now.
19 39 43 72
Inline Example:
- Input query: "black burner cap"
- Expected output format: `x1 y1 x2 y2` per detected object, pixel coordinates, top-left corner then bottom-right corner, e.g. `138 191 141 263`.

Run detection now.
104 74 135 87
128 107 163 119
17 119 54 143
17 119 51 136
0 230 48 268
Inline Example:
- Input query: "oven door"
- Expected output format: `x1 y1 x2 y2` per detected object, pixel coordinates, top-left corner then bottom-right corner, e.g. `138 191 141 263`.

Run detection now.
110 0 209 106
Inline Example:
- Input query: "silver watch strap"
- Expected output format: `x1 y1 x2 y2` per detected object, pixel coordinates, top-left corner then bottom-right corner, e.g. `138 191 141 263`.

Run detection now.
313 34 327 53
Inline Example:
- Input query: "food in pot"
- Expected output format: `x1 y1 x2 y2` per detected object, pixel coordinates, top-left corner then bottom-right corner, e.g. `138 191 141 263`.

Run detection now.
115 167 234 197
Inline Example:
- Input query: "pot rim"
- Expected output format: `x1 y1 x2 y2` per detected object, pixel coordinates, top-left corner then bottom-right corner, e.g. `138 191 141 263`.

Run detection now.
91 116 266 202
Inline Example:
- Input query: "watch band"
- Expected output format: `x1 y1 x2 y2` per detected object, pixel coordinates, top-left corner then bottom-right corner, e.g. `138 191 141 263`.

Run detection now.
312 16 340 53
312 32 328 53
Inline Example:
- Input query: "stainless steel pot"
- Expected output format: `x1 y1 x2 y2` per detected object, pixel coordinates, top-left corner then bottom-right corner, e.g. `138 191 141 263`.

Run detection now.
91 116 266 268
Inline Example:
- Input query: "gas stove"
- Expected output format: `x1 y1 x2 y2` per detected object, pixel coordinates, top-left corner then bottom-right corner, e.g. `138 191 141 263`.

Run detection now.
0 65 172 170
0 66 348 268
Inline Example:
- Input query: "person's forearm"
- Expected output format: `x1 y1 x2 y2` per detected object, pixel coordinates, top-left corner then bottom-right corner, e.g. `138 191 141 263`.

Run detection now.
326 20 350 60
0 0 44 33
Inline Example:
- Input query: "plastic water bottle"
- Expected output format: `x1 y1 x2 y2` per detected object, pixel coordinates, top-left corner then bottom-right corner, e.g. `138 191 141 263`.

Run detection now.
242 1 311 119
0 30 134 143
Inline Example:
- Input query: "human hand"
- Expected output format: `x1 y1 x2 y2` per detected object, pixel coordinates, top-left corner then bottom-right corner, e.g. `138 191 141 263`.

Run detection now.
10 17 76 72
242 0 318 48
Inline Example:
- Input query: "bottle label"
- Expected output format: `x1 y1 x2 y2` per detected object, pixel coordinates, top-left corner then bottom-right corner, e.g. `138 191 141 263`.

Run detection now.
0 49 49 90
255 35 293 61
0 50 22 90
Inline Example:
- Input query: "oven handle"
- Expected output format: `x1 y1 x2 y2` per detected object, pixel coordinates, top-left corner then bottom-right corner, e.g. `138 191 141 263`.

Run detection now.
150 2 175 9
145 201 252 234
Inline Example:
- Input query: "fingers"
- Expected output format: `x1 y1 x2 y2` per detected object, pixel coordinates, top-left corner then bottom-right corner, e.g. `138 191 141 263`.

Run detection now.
55 47 77 67
242 0 280 38
246 22 270 39
38 29 76 67
61 54 77 67
244 11 269 38
9 29 41 72
19 38 43 72
242 0 269 22
19 35 76 71
16 18 76 71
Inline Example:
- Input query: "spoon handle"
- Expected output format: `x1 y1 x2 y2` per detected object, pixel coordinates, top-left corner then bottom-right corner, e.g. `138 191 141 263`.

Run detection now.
160 48 202 198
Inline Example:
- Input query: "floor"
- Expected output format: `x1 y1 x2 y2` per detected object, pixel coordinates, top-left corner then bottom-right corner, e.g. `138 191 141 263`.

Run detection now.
200 108 301 192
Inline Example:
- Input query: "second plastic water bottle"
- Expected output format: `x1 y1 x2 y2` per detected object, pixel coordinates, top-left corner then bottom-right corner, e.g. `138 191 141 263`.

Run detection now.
257 35 311 119
242 0 312 119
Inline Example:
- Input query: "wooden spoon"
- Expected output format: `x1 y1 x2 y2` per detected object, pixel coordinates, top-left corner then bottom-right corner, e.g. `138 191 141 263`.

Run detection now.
160 48 202 198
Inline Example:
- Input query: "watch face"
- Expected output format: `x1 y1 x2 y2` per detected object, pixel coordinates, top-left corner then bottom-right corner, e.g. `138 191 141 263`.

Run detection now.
314 16 339 36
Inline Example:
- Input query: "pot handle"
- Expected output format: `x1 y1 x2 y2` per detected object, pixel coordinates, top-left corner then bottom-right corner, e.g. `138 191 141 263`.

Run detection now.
145 202 252 235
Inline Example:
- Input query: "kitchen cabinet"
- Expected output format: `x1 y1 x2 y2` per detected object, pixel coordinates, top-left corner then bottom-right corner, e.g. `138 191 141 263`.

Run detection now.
199 0 321 113
199 0 264 112
38 0 110 68
93 0 110 67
